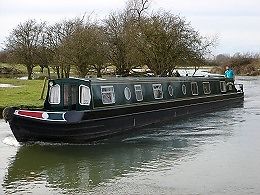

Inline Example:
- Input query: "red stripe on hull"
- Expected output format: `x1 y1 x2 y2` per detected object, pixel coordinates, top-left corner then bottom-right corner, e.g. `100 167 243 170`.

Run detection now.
17 110 44 119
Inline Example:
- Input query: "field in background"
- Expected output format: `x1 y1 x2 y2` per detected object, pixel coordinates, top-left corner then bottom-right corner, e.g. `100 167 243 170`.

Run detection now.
0 78 46 117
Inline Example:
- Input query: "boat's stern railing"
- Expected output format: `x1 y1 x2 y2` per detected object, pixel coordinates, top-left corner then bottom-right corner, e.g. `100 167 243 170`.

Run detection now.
234 83 243 92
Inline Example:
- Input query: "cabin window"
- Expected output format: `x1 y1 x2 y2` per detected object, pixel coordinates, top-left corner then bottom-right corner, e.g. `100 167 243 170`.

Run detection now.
203 82 211 94
220 81 227 92
71 85 77 105
63 85 69 106
134 85 143 101
168 85 174 96
182 84 187 95
124 87 131 100
63 84 77 108
152 84 163 99
191 82 198 95
79 85 91 106
49 84 60 104
101 86 115 104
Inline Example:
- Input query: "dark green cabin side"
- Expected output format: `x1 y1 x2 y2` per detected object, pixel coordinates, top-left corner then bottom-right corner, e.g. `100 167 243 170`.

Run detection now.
44 77 237 112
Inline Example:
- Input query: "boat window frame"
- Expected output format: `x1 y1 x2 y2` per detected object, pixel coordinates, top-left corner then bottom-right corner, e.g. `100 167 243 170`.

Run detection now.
203 82 211 95
227 82 233 91
124 87 131 100
101 85 116 105
168 84 174 97
48 84 61 105
220 81 227 92
182 84 187 95
63 84 69 107
71 84 78 106
152 84 163 100
79 85 91 106
134 84 143 101
191 82 199 95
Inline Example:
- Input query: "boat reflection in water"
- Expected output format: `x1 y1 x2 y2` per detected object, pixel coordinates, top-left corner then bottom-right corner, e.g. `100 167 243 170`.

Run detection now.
3 112 238 194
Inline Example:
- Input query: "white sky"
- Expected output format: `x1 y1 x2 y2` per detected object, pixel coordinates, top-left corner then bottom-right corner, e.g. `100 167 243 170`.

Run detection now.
0 0 260 55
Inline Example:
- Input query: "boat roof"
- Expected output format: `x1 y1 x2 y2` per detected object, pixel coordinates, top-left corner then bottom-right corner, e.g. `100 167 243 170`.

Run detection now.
52 75 225 84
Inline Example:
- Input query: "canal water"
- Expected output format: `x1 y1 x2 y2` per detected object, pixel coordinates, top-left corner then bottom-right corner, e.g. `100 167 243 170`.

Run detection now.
0 76 260 194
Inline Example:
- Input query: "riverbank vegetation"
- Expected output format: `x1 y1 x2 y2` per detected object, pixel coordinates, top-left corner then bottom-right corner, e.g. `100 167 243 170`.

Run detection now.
209 53 260 76
0 0 215 80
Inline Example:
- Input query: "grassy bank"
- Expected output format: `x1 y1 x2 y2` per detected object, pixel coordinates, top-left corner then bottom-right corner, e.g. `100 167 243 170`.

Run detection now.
0 78 46 117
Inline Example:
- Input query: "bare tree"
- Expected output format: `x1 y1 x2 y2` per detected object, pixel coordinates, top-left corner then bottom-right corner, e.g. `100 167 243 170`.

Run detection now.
4 0 215 79
134 11 215 76
126 0 150 19
88 26 109 77
5 20 45 79
60 23 109 78
104 12 131 76
104 1 215 77
60 26 91 77
0 50 8 63
35 31 52 78
133 13 182 76
103 0 151 76
45 17 84 78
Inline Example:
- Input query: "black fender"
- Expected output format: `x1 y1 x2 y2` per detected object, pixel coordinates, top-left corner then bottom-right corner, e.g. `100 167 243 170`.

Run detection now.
2 107 16 123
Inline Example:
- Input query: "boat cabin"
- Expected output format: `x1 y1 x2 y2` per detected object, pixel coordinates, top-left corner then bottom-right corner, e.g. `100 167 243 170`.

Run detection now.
44 77 238 112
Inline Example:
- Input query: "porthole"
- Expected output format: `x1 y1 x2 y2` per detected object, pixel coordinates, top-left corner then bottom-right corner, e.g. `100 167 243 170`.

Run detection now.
124 87 131 100
168 85 173 96
182 84 187 95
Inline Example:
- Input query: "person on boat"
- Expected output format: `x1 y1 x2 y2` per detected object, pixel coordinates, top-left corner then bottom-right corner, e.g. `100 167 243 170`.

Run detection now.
174 70 181 77
224 66 235 80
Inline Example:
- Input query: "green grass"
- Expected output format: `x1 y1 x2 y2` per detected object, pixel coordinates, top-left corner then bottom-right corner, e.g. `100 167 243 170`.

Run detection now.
0 78 46 109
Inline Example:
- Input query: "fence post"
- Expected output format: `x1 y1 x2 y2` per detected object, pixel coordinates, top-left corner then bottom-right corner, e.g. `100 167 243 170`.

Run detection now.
40 77 47 100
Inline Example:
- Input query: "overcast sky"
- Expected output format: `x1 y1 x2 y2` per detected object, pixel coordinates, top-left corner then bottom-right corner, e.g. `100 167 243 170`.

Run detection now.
0 0 260 55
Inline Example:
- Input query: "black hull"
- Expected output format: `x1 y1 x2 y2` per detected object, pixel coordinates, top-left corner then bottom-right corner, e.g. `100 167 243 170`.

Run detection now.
9 92 244 143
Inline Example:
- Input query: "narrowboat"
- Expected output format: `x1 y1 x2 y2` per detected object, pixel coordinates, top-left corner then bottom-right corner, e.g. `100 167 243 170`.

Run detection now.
3 76 244 143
